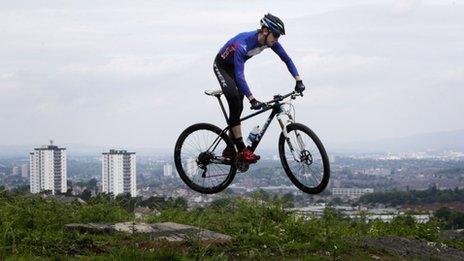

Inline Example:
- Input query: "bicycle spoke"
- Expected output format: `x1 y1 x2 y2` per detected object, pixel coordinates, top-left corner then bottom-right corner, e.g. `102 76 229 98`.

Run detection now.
178 127 233 191
283 128 325 189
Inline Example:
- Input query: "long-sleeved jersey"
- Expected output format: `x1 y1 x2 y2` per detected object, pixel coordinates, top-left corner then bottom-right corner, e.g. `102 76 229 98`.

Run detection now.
217 30 299 97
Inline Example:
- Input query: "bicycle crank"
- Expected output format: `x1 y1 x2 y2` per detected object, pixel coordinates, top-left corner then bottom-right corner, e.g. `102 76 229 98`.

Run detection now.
237 160 250 173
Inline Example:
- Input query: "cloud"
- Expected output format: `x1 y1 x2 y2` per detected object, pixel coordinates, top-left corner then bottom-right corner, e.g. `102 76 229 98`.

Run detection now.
438 67 464 84
58 54 203 79
0 73 14 81
0 1 463 149
297 52 388 82
390 0 422 15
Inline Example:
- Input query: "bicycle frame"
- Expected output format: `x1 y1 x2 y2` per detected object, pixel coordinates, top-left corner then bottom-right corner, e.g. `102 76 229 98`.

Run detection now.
207 94 295 154
176 89 330 194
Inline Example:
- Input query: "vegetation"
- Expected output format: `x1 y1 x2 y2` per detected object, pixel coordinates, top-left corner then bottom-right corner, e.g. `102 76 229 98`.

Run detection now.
0 187 463 260
435 207 464 229
0 189 132 258
359 186 464 206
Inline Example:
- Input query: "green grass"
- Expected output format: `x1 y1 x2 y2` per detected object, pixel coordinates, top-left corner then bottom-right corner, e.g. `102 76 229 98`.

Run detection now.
145 198 441 259
0 191 459 260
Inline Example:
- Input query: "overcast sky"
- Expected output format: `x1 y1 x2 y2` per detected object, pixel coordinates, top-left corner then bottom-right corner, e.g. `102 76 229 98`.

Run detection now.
1 0 463 151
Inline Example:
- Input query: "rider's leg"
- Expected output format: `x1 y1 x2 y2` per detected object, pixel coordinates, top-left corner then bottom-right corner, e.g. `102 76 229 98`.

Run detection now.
227 96 260 162
226 95 246 152
230 125 242 142
213 55 259 161
231 125 245 151
213 57 244 152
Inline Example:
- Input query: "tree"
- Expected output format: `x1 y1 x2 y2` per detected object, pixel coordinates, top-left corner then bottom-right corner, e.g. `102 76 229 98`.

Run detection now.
79 189 92 202
330 197 343 206
211 198 234 209
87 178 98 189
90 193 112 204
173 197 188 210
115 193 142 213
64 188 73 197
251 189 270 202
39 190 53 196
11 185 29 195
281 193 295 207
140 196 167 210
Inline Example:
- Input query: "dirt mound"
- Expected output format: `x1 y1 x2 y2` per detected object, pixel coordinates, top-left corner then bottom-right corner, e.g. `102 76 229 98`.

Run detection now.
356 236 464 260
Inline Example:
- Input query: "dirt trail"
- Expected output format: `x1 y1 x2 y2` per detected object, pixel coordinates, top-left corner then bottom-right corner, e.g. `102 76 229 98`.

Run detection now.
356 236 464 260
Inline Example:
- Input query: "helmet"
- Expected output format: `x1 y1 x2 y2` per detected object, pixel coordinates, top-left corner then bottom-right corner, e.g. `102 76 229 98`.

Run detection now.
260 13 285 36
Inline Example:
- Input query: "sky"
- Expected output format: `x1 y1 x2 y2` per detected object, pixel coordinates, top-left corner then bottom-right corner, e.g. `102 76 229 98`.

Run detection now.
1 0 463 152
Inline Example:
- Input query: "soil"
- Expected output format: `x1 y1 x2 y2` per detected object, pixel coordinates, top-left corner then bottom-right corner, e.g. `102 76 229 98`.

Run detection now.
355 236 464 260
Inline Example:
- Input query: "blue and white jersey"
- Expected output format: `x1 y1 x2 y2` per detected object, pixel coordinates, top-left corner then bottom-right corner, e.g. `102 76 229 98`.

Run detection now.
217 30 299 97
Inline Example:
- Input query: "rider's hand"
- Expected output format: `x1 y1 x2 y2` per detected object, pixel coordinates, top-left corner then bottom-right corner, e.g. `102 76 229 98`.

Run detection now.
250 98 263 110
295 80 306 93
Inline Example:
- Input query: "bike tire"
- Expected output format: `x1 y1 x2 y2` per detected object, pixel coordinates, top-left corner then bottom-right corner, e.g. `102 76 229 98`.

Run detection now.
174 123 237 194
278 123 330 194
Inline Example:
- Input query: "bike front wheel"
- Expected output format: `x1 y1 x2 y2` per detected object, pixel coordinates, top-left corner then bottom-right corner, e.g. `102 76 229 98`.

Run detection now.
279 123 330 194
174 123 237 194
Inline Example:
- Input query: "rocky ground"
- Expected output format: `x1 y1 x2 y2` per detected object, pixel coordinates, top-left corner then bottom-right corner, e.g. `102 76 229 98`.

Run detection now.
355 236 464 260
65 222 232 246
64 222 464 260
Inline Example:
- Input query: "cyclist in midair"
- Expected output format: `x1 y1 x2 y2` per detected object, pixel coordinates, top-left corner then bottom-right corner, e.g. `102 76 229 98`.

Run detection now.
213 13 306 163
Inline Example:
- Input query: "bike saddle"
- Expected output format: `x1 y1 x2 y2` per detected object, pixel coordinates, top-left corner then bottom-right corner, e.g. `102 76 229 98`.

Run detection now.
204 90 223 97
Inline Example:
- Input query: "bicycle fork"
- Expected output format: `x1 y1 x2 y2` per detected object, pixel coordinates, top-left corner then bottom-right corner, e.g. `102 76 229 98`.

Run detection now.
277 113 305 162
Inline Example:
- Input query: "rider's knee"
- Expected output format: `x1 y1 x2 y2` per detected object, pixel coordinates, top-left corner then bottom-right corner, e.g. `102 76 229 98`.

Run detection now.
228 118 241 127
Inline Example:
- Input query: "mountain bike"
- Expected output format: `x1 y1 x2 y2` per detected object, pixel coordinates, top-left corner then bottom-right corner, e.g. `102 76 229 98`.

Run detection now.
174 89 330 194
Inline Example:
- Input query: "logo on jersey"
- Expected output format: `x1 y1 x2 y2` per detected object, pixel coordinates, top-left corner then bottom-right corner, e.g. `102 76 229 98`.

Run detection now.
221 45 235 59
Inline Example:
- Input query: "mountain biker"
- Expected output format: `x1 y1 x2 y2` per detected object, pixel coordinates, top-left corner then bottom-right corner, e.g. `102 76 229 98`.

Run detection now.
213 13 306 163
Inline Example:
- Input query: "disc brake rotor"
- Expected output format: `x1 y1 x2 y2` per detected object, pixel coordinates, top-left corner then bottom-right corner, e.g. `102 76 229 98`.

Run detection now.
300 150 313 165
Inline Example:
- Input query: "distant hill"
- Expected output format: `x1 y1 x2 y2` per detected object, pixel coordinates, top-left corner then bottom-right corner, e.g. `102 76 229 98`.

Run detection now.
0 145 33 158
0 144 105 158
1 129 463 157
335 129 464 153
0 144 171 158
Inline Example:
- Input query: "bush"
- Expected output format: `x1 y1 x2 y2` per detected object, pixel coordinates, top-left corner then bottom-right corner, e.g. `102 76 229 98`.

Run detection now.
0 194 132 257
0 193 453 259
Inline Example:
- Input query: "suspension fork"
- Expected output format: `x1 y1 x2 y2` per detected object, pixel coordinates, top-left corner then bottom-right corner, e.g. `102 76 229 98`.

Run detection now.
288 114 307 151
277 113 301 161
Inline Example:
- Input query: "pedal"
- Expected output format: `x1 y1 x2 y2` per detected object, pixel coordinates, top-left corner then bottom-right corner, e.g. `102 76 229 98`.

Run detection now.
237 161 250 173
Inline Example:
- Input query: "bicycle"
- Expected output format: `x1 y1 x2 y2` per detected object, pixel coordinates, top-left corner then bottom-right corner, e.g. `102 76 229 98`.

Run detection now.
174 89 330 194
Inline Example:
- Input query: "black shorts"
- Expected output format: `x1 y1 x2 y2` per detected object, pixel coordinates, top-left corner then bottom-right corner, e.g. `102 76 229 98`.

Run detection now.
213 54 244 127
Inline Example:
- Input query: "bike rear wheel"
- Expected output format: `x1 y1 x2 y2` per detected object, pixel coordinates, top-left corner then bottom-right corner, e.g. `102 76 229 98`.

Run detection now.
174 123 237 194
279 123 330 194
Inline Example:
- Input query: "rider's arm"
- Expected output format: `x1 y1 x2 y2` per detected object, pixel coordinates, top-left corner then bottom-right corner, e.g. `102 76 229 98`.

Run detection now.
271 42 300 80
234 44 253 100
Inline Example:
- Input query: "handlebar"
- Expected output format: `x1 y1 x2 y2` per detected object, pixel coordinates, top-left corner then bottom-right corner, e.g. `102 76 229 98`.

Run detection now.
265 91 303 106
249 91 304 110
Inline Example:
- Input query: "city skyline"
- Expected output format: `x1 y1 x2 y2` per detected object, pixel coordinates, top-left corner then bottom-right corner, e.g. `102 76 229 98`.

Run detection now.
29 143 67 194
0 126 463 158
102 149 137 197
25 142 141 196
